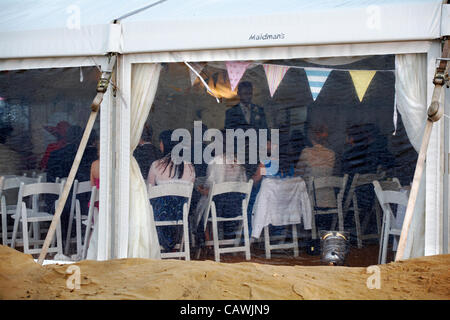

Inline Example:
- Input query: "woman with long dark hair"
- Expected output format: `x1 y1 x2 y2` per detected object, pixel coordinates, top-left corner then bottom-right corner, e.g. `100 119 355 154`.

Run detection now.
147 130 195 252
147 130 194 185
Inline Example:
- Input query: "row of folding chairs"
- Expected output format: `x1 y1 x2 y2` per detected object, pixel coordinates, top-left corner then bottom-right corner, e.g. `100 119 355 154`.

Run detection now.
149 173 406 264
2 172 404 264
148 180 253 263
307 172 406 264
0 175 98 260
308 172 392 245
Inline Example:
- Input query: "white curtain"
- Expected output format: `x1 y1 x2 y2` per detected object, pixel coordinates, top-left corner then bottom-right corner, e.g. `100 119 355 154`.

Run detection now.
128 63 162 259
395 53 427 259
395 54 428 152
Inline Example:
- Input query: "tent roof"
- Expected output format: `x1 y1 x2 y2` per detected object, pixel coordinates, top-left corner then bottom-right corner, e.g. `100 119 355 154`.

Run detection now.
0 0 445 59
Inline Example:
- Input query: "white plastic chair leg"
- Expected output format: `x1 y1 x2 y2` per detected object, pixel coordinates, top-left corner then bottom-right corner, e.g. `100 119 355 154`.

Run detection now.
1 202 7 245
21 206 30 254
75 201 82 256
32 222 39 249
82 217 93 260
56 220 63 255
292 224 299 257
378 212 386 264
353 194 363 248
65 205 75 255
374 203 382 236
381 211 391 264
242 204 250 260
211 203 220 262
11 215 19 249
183 203 190 261
264 226 271 259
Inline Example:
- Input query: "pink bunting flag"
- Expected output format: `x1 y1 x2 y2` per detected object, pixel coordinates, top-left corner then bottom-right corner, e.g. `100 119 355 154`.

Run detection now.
263 64 290 98
226 61 251 91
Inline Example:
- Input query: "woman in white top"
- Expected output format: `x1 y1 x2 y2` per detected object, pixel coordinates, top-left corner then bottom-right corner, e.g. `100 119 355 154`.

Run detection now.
147 130 195 252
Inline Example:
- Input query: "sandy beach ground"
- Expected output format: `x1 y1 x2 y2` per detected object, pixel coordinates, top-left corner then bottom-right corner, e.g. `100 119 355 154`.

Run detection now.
0 245 449 300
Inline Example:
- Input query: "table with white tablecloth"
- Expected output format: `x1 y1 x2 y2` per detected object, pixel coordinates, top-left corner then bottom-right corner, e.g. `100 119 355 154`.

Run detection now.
251 176 312 239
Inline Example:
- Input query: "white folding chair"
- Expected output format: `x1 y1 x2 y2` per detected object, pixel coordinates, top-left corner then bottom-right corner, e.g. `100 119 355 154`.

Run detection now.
308 175 348 240
81 185 98 260
148 182 193 261
65 180 92 256
372 180 408 264
11 181 65 255
203 180 253 262
0 175 42 246
343 172 385 248
22 171 45 180
365 178 401 247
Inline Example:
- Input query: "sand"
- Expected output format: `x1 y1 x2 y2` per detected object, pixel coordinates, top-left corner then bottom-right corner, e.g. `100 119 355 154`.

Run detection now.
0 245 449 300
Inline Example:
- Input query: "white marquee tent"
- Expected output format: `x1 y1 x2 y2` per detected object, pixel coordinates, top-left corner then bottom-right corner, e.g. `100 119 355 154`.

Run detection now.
0 0 449 262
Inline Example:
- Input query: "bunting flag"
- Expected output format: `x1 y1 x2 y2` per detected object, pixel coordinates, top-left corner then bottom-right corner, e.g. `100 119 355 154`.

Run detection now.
304 67 332 101
226 61 251 91
349 70 376 102
189 62 205 86
263 64 290 98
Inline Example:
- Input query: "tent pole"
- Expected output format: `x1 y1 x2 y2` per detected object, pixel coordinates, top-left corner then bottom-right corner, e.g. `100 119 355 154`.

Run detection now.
395 38 449 261
37 54 117 265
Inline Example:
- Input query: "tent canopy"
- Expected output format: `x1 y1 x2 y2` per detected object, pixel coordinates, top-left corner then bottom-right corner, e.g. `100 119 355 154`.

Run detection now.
0 0 445 59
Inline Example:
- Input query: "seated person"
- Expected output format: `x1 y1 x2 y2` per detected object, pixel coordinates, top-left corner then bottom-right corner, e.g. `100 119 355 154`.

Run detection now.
252 127 295 183
342 123 396 236
295 123 336 208
366 123 396 176
134 124 161 181
289 129 311 168
195 133 247 242
39 121 70 171
250 128 297 237
147 130 195 252
46 125 98 246
341 124 372 176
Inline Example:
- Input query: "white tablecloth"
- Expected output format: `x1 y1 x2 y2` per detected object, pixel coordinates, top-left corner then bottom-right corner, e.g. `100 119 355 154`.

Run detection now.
251 176 312 239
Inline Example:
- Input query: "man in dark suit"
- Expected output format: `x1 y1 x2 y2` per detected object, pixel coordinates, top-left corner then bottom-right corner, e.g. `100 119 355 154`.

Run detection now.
224 81 268 178
224 81 268 236
225 81 268 132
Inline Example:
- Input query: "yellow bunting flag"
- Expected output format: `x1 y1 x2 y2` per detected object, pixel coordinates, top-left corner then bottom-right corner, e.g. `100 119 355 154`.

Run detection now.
349 70 376 102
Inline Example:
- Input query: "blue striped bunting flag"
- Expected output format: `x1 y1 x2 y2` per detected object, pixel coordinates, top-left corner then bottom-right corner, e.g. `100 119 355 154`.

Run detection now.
304 67 332 101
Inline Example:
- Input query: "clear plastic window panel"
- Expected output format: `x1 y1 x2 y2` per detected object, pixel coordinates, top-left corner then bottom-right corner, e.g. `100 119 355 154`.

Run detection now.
0 67 100 258
142 55 416 266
